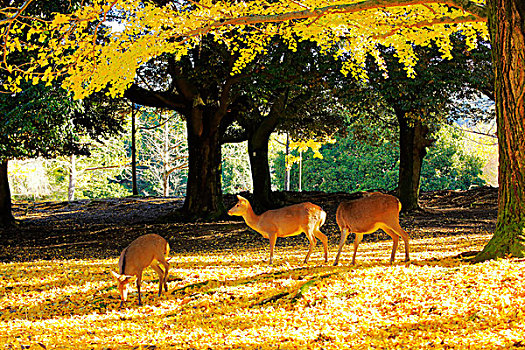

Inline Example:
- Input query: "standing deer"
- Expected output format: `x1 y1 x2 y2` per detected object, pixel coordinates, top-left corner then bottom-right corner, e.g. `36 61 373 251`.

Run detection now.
228 195 328 265
111 233 170 307
333 192 410 266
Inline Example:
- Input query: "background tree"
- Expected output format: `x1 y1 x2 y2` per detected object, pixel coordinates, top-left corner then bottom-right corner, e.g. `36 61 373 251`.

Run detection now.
135 108 188 197
124 35 255 219
222 39 346 210
274 119 486 193
344 37 493 211
0 84 124 225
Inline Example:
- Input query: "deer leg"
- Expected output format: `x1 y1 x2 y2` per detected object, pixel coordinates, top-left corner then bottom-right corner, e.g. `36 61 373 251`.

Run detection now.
314 229 328 263
383 228 399 264
351 233 364 265
334 228 349 266
151 264 165 296
390 222 410 262
157 256 170 292
136 275 143 306
303 231 317 264
268 233 277 265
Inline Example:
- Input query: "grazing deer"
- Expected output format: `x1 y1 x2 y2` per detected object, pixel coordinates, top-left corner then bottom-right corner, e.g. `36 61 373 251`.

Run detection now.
333 192 410 266
228 195 328 265
111 233 170 307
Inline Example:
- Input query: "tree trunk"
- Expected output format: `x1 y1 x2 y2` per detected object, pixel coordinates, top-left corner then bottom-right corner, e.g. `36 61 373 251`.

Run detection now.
0 160 15 226
246 94 284 211
162 120 170 197
68 155 76 202
397 111 433 211
475 0 525 261
182 108 225 219
131 103 139 196
285 133 291 191
248 136 273 211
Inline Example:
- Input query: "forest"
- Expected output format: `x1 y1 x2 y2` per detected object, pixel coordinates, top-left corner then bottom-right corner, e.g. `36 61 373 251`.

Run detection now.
1 0 524 349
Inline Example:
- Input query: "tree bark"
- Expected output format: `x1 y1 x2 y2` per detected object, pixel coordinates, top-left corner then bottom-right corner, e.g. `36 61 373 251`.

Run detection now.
0 160 15 226
475 0 525 261
68 155 76 202
162 120 170 197
182 107 225 219
131 103 139 196
245 92 286 211
248 133 274 211
397 111 433 211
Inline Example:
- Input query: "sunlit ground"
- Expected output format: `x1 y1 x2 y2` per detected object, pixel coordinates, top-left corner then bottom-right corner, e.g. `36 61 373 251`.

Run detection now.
1 233 524 349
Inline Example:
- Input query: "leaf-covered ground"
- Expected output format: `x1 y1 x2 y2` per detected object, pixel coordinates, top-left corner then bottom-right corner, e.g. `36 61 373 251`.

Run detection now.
2 187 519 349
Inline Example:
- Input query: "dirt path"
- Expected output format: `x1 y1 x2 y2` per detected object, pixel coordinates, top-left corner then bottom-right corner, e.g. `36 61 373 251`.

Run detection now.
0 187 497 262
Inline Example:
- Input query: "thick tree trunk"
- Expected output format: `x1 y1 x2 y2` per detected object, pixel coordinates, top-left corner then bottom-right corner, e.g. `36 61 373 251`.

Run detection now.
182 108 225 219
248 137 273 211
0 160 15 226
247 115 281 211
397 111 433 212
475 0 525 261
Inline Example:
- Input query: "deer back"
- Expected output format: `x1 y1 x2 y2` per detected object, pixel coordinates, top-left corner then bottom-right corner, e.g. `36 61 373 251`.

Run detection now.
336 193 401 233
119 234 169 277
260 202 324 236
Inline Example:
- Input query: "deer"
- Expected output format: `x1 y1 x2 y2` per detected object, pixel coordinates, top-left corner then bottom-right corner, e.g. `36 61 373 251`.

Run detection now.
333 192 410 266
228 195 328 265
111 233 170 307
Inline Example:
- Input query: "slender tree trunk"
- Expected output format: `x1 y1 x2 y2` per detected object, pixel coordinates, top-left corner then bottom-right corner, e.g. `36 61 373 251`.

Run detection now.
475 0 525 261
298 150 303 192
131 103 139 196
162 173 169 197
397 111 433 211
182 108 224 219
68 155 76 202
0 160 15 226
162 120 170 197
285 133 290 191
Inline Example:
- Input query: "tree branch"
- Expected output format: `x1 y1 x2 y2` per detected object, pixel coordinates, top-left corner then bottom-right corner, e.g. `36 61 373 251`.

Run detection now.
180 0 487 42
124 84 187 111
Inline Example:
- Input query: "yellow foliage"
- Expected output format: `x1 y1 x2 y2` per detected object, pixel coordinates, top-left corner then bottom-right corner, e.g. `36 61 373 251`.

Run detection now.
0 0 488 99
285 137 336 169
3 233 525 349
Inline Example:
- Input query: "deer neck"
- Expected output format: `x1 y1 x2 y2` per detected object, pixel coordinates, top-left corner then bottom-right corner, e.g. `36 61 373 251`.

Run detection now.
242 204 266 237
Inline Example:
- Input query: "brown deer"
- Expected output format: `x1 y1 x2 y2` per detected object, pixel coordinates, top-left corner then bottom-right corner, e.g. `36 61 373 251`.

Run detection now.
111 233 170 307
228 195 328 265
333 192 409 266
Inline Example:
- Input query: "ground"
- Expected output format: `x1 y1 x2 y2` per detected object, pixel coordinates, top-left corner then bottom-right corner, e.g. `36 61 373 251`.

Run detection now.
4 186 524 350
0 187 497 262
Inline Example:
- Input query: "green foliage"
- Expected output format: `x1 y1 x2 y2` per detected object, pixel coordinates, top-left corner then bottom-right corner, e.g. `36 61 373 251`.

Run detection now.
221 142 253 194
421 126 486 191
81 179 130 199
274 128 398 193
44 136 131 200
0 83 84 161
273 124 486 193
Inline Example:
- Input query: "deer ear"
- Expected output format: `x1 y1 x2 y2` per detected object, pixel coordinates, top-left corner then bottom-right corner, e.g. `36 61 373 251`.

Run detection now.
236 195 244 201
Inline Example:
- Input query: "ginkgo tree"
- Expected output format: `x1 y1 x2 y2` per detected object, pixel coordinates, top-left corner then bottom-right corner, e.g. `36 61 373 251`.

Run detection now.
0 0 523 260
